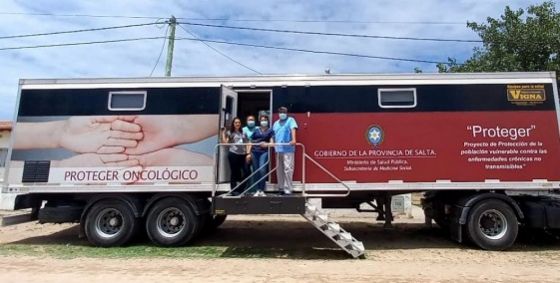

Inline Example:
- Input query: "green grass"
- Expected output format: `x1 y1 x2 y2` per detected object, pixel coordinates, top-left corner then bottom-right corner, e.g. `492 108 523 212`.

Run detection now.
0 244 228 259
0 244 347 260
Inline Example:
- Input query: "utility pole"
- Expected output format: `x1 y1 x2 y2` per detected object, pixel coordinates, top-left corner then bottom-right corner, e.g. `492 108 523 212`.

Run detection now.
165 16 177 77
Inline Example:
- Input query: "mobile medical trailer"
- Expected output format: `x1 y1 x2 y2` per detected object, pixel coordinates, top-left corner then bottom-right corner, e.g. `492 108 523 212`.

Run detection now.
2 72 560 258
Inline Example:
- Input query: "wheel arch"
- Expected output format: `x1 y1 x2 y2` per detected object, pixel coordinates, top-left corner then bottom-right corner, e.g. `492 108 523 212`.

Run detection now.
456 192 524 225
141 193 210 218
80 194 144 226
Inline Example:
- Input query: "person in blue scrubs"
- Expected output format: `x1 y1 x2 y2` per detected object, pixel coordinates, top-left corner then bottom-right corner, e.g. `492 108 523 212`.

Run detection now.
242 115 257 139
271 107 298 195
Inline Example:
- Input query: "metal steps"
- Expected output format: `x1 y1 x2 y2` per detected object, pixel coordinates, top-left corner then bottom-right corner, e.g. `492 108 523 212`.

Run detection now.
302 202 365 258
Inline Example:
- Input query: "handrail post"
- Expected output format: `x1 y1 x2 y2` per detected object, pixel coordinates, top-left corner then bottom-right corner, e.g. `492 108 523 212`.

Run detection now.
299 143 306 197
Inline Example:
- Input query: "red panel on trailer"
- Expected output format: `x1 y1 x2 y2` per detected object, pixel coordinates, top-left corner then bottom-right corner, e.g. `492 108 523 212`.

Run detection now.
291 111 560 183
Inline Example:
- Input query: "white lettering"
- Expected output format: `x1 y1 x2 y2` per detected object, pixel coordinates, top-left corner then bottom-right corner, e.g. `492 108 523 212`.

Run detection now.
468 125 535 141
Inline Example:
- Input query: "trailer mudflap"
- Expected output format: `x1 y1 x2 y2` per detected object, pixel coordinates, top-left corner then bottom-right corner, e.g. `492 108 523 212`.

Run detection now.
449 204 465 243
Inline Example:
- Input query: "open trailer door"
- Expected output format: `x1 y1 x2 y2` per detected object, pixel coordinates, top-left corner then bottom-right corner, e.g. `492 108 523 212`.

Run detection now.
217 85 238 184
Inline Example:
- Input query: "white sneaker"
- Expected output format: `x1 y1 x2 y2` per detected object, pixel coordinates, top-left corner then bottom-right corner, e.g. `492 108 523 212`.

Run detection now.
283 189 292 195
252 191 260 197
258 191 267 197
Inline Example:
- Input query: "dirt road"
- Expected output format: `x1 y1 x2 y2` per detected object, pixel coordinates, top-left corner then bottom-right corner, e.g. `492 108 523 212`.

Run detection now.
0 208 559 282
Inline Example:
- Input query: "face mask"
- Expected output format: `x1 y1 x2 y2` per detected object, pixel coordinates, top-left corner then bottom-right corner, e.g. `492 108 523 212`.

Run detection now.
260 120 269 127
247 121 255 128
279 113 288 120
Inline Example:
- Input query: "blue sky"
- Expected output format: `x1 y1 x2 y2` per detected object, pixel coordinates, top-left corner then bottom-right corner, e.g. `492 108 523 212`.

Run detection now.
0 0 547 119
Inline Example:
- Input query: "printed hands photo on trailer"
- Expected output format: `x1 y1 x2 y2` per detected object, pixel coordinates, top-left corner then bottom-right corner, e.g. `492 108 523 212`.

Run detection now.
15 116 143 153
123 115 217 166
14 116 143 167
123 115 217 155
14 115 217 167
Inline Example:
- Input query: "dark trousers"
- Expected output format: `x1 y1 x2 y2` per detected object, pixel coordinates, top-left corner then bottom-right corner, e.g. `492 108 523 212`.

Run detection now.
251 150 269 191
228 151 249 193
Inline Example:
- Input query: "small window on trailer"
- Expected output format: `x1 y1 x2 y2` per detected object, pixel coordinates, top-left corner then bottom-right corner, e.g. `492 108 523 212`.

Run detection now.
378 88 417 108
108 91 147 111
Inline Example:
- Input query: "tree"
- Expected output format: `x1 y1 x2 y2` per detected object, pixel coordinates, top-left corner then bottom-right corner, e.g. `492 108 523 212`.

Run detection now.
438 1 559 75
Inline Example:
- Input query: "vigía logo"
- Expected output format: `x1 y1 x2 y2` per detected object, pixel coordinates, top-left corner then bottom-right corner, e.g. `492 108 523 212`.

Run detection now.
366 125 384 146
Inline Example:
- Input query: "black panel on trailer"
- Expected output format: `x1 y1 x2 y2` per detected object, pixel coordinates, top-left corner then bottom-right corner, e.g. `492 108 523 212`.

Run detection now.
272 84 556 113
18 87 221 117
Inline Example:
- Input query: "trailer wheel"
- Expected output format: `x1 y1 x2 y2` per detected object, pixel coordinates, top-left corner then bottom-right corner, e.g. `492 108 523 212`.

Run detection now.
466 199 518 251
84 200 137 247
145 197 199 246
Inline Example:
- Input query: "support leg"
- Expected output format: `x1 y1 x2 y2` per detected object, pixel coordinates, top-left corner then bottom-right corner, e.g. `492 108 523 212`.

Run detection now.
383 193 394 229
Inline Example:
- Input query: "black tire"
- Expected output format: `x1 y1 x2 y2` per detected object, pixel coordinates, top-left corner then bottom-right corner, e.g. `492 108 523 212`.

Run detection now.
145 197 200 246
466 199 518 251
84 199 138 247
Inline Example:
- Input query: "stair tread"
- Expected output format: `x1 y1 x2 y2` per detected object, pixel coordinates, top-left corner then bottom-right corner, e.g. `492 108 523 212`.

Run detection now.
303 201 364 258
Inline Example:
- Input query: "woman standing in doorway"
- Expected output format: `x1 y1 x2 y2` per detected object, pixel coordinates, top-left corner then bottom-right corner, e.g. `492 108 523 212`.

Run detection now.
248 115 274 196
221 117 250 195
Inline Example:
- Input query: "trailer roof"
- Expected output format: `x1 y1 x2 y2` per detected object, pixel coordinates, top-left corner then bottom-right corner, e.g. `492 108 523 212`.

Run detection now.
18 72 557 89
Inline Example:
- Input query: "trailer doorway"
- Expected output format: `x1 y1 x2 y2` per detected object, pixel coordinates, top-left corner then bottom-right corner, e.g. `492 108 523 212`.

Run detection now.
217 88 272 184
220 89 272 186
235 89 272 122
235 89 273 187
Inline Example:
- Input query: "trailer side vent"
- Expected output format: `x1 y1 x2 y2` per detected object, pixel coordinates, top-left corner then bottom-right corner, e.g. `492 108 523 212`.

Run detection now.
108 91 147 111
378 88 417 108
22 161 50 183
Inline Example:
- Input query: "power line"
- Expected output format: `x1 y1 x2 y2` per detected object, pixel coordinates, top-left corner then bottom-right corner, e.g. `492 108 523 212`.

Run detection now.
0 12 468 25
178 22 482 43
173 37 451 65
149 26 169 77
177 24 262 74
189 19 467 25
0 36 453 65
0 12 161 20
0 36 166 51
0 19 477 45
0 22 161 40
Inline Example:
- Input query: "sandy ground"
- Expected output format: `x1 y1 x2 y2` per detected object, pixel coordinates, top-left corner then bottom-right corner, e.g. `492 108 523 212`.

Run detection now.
0 207 559 282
